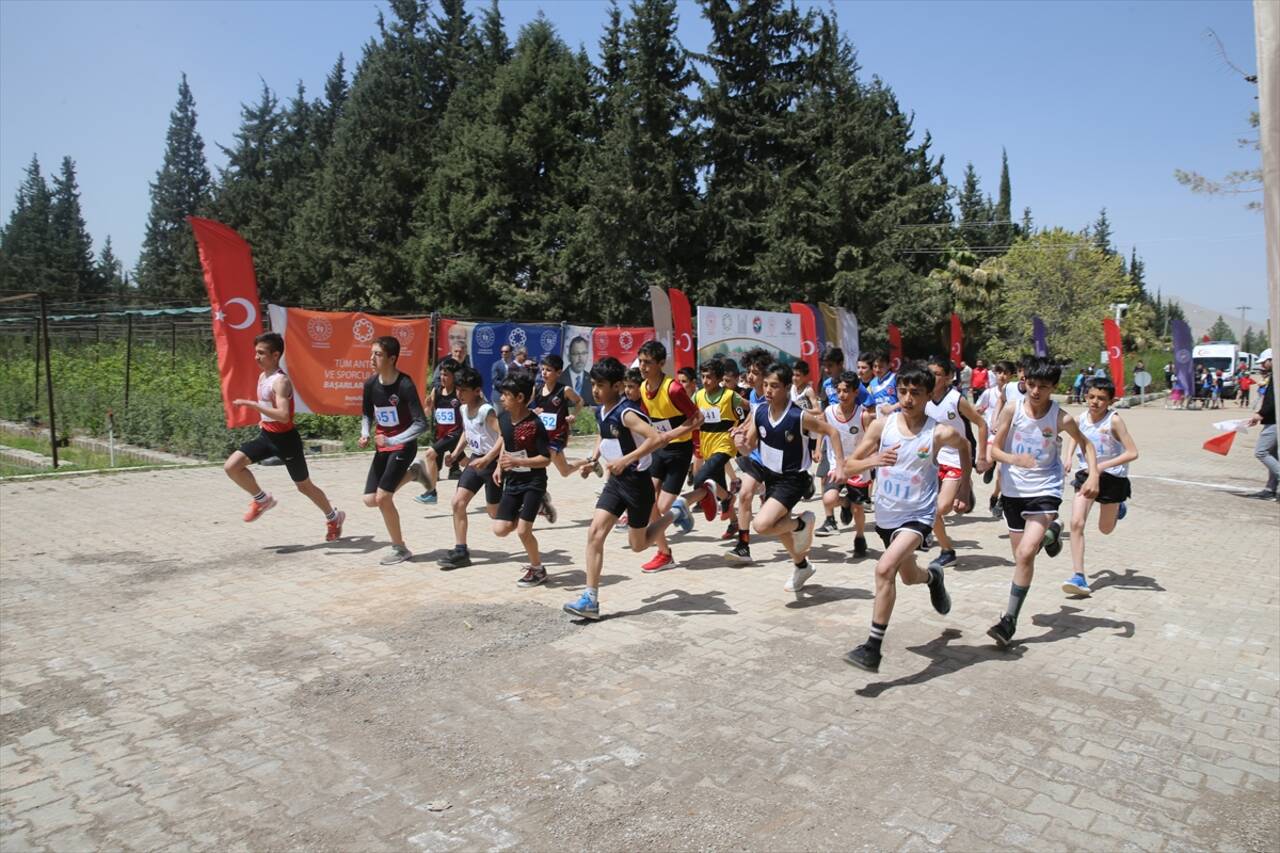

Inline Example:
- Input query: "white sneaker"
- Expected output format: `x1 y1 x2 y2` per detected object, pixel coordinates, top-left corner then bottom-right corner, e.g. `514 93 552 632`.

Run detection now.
793 511 815 558
785 561 816 592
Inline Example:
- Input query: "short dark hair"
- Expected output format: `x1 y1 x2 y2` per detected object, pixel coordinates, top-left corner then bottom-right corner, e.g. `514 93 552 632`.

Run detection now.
701 358 725 379
455 366 482 390
857 352 874 366
1024 356 1062 384
638 340 667 363
439 356 460 374
254 332 284 355
766 362 793 386
498 371 535 402
625 367 644 385
375 336 400 361
869 351 888 366
836 370 860 392
721 357 740 376
589 356 625 384
794 359 810 375
896 362 935 393
995 360 1016 375
743 347 772 370
540 353 564 371
569 335 588 351
823 347 844 366
677 366 696 381
926 355 954 376
1086 376 1116 399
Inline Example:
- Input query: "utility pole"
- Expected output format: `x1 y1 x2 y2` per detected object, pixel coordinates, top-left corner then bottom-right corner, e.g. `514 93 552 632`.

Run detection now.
1235 305 1250 346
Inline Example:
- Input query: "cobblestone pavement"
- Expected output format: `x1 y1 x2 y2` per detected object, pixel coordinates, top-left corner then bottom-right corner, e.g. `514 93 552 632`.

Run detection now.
2 404 1277 851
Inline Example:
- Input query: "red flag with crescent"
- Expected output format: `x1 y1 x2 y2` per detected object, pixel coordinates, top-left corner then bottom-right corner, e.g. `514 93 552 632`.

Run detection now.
888 324 903 371
668 288 695 372
949 313 963 368
189 216 263 428
1103 318 1125 392
789 303 821 379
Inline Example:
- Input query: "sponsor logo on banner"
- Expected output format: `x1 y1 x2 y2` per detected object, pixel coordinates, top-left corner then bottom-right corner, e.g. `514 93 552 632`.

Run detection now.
1176 349 1190 364
353 318 375 343
306 317 333 348
394 324 415 347
722 312 733 332
509 328 527 349
766 316 776 335
619 331 634 351
540 329 558 352
476 327 496 349
783 317 794 333
752 316 763 334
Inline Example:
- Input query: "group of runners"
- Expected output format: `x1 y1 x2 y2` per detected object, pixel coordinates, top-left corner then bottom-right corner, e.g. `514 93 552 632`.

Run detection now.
224 331 1142 673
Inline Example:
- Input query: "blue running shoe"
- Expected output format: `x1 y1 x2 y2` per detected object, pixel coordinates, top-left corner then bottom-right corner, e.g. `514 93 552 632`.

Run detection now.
1116 502 1127 521
1060 573 1092 597
564 591 600 620
414 491 438 505
672 498 694 534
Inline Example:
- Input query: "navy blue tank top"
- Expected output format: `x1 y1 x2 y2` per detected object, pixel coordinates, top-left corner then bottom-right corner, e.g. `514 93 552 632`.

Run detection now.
754 402 807 474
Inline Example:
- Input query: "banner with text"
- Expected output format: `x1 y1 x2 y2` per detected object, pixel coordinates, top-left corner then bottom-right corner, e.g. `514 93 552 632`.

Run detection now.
471 323 562 398
696 305 803 366
268 305 430 415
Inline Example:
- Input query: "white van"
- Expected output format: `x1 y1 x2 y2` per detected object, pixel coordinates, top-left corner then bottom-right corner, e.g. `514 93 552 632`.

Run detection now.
1192 342 1241 398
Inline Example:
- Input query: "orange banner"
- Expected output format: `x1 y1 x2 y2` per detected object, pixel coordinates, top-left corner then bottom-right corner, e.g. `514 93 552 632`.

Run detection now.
267 305 430 415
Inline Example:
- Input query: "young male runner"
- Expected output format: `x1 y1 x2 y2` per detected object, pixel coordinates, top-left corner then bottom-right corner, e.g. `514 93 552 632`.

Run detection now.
924 356 989 569
820 348 845 406
842 363 972 672
736 362 845 594
814 370 871 556
437 367 503 570
987 356 1099 647
225 332 345 540
671 358 748 525
727 348 773 563
360 336 429 565
413 356 462 505
532 353 594 524
1060 377 1139 596
636 340 703 573
977 361 1012 512
868 353 899 416
790 359 822 500
492 371 553 587
563 357 682 619
676 366 700 486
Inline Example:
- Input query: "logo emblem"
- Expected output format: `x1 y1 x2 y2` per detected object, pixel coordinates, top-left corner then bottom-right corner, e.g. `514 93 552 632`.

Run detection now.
948 411 956 419
352 318 375 343
619 331 634 351
594 331 610 352
916 445 930 459
785 431 795 443
752 316 763 334
476 326 496 348
540 329 558 352
508 328 527 349
760 427 767 439
1176 349 1190 364
389 394 400 406
306 317 333 343
393 324 414 346
722 313 733 332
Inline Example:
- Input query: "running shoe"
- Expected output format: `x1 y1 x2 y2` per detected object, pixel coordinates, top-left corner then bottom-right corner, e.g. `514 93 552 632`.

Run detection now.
438 547 471 570
243 494 277 523
927 566 951 615
718 496 733 520
784 560 816 593
517 566 547 587
564 591 600 620
1061 573 1092 597
815 516 840 537
720 519 739 540
1043 521 1063 558
843 643 881 673
409 460 430 490
1116 502 1127 521
641 551 675 573
325 509 346 542
699 490 717 522
615 512 629 531
670 498 694 535
840 502 853 527
982 466 994 484
987 614 1016 649
1247 489 1277 501
414 491 438 505
990 495 1003 519
794 511 815 557
726 541 752 564
853 535 867 558
448 465 463 480
540 492 558 524
380 544 412 566
802 477 815 501
928 549 957 570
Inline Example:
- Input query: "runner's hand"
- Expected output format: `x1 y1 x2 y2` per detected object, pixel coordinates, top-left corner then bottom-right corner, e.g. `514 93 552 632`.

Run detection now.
358 436 370 449
374 434 387 449
498 452 516 471
873 444 900 468
232 398 255 409
1011 453 1037 469
608 458 629 476
1081 474 1100 499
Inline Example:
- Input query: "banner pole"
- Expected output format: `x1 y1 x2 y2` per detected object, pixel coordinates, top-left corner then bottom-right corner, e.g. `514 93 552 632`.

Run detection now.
124 313 133 411
40 293 58 469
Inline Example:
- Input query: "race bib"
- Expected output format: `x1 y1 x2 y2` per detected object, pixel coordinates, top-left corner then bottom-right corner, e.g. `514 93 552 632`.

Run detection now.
508 448 530 472
878 465 916 501
468 435 484 453
652 418 672 433
539 412 559 431
1012 428 1047 462
374 405 400 427
760 443 783 472
435 408 456 425
701 407 721 424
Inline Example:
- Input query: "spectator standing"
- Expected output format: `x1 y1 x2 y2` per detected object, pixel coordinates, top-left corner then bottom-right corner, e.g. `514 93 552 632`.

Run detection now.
959 360 973 398
970 359 989 403
1246 350 1278 501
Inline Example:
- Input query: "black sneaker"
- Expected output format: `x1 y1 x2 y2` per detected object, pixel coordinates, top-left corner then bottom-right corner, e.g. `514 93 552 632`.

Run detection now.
517 566 547 587
927 566 951 615
982 466 994 484
802 477 816 501
991 496 1003 519
720 519 739 541
928 549 956 570
540 492 558 524
448 465 463 480
1247 489 1277 501
843 643 881 672
438 548 472 570
815 517 840 537
1043 521 1063 558
853 535 867 557
987 614 1016 649
840 502 853 526
726 541 752 564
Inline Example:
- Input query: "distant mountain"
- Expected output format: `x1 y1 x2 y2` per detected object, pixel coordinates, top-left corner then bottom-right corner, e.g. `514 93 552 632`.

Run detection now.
1171 298 1271 345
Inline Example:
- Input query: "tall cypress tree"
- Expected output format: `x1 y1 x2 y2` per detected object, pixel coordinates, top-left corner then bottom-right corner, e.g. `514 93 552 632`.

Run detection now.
956 162 991 248
49 156 98 296
1091 207 1114 256
995 148 1012 246
96 236 125 295
1128 246 1147 300
135 73 212 299
0 155 56 293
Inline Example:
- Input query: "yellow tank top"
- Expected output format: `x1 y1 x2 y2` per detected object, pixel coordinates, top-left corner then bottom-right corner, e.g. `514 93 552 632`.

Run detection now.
693 387 741 457
644 376 692 444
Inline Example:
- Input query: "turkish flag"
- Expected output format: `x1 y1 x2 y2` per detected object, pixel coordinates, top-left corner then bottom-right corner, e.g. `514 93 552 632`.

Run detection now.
789 302 821 379
1103 318 1125 391
189 217 263 428
888 324 903 371
668 288 695 372
949 313 963 368
1202 431 1235 456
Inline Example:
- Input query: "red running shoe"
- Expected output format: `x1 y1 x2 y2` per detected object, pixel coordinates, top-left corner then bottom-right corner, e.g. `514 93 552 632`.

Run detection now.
699 490 717 522
243 495 276 522
325 509 346 542
641 551 675 573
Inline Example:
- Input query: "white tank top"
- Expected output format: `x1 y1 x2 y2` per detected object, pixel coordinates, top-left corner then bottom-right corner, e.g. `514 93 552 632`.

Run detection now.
977 386 1001 435
461 402 499 458
999 400 1063 498
874 413 940 529
1077 409 1128 478
1004 382 1025 406
925 387 963 468
824 403 865 468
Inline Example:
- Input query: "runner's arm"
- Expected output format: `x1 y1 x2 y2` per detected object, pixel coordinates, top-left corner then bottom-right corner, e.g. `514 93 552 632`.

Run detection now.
661 380 704 442
359 381 373 447
956 396 990 469
617 409 664 471
232 375 291 422
1098 414 1140 470
1060 411 1099 497
986 406 1025 466
801 410 844 480
383 378 429 446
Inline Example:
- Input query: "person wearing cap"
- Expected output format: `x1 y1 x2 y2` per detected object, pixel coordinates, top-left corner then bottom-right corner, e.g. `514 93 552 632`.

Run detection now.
1245 349 1278 501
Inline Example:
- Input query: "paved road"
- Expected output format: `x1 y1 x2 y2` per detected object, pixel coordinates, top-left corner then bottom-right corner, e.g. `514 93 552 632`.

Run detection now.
2 403 1277 851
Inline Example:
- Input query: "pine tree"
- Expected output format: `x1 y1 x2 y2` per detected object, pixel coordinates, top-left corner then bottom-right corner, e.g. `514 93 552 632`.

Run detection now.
478 0 511 70
956 163 991 249
96 236 125 294
135 74 212 299
0 155 56 293
315 55 348 152
1207 315 1236 343
1090 207 1114 256
994 149 1012 246
49 156 99 296
1020 206 1033 236
1128 246 1147 301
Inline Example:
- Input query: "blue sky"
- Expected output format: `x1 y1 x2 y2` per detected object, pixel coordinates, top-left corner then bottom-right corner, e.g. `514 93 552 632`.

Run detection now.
0 0 1267 327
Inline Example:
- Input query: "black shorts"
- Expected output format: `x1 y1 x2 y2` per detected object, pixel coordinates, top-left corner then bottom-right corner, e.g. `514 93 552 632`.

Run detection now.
1001 495 1062 532
690 452 731 493
875 521 933 550
1072 470 1131 504
458 462 501 505
239 428 309 483
431 431 461 459
364 442 418 495
760 470 811 512
650 441 695 496
736 455 766 483
496 486 545 523
827 480 872 506
596 469 655 527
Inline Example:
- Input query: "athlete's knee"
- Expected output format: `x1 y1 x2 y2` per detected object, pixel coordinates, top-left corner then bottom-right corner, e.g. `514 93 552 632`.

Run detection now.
374 490 395 509
873 559 897 584
224 455 246 476
1069 516 1086 536
362 493 378 508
